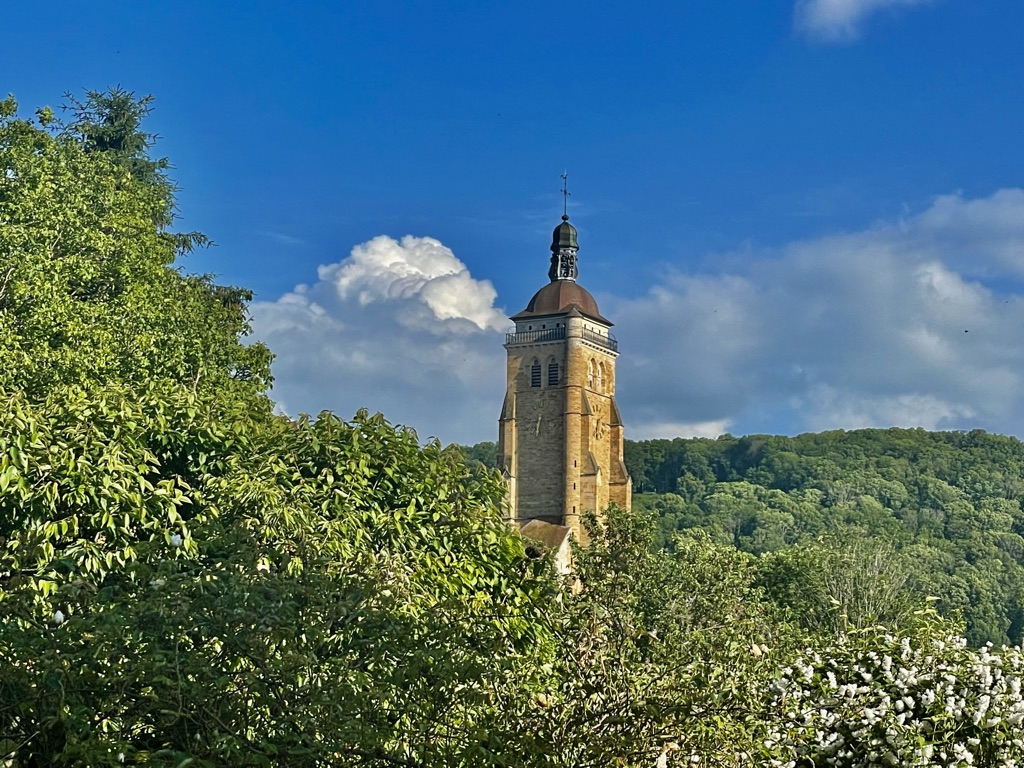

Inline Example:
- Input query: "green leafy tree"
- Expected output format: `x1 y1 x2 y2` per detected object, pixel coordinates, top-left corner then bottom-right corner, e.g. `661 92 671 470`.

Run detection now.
460 440 498 470
0 388 555 766
63 88 171 198
756 535 925 636
507 506 790 767
0 93 271 404
0 92 555 767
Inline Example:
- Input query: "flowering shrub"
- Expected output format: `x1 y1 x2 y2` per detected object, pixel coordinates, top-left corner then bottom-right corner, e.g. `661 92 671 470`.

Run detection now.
765 628 1024 767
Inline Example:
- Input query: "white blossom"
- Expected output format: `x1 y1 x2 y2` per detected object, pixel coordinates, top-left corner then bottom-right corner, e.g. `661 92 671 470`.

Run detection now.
764 630 1024 767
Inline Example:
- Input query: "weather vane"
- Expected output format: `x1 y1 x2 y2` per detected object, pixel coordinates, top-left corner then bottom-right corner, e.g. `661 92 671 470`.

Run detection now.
561 171 570 217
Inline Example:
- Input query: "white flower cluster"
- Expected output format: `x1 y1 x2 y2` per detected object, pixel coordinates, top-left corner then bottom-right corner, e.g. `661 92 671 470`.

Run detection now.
764 633 1024 767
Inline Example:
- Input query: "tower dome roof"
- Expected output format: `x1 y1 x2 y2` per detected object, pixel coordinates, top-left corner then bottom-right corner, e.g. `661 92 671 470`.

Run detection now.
511 280 611 325
551 214 579 253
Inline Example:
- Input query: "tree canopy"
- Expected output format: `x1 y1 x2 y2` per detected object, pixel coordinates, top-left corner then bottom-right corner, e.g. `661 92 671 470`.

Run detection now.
0 91 271 404
0 90 564 765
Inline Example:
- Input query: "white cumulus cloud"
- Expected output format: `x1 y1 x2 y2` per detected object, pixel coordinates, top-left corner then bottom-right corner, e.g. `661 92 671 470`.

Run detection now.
795 0 936 41
251 235 508 445
322 235 506 333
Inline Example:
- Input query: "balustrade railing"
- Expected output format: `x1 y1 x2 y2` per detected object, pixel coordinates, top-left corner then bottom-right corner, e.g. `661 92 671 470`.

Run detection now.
505 325 618 352
505 327 566 345
582 327 618 352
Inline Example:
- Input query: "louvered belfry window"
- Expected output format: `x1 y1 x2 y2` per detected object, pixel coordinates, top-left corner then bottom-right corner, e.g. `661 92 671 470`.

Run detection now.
548 359 559 386
531 360 541 388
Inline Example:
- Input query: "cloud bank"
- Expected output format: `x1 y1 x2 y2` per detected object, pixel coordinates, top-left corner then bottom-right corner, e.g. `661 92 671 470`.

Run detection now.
795 0 936 41
614 189 1024 439
251 235 507 444
252 189 1024 446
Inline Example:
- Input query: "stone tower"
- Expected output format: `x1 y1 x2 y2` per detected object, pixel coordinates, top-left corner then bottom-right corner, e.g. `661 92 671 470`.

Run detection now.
497 214 632 543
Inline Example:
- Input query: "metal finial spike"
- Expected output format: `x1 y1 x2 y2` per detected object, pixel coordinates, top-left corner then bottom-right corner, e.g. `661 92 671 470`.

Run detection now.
560 172 571 217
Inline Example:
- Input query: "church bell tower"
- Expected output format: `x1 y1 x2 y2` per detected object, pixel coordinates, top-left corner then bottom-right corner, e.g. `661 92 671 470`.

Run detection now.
497 209 632 543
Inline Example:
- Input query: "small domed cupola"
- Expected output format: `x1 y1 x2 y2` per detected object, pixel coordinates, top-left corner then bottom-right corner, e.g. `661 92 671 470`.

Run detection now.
551 214 579 252
548 214 580 282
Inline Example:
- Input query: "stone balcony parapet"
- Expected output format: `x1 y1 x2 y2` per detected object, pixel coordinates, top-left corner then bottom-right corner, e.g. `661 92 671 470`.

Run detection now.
505 327 566 346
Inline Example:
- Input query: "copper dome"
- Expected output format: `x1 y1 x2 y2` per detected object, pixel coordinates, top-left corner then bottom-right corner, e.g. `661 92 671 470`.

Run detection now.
510 280 612 325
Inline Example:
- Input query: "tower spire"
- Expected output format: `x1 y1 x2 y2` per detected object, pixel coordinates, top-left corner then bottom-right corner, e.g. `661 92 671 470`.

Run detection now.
549 174 579 282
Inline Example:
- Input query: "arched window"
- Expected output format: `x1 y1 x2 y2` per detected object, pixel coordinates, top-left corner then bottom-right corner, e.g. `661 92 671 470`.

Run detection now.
530 359 541 388
596 362 604 392
547 358 559 386
587 359 595 389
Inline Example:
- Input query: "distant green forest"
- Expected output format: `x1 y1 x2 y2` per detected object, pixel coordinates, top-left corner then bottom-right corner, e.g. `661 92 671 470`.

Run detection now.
463 429 1024 646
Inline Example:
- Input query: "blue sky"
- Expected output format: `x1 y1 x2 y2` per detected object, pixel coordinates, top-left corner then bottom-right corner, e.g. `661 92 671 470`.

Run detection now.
6 0 1024 444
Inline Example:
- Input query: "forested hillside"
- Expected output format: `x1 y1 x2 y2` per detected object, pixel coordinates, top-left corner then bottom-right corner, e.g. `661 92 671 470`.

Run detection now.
627 429 1024 646
463 430 1024 645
